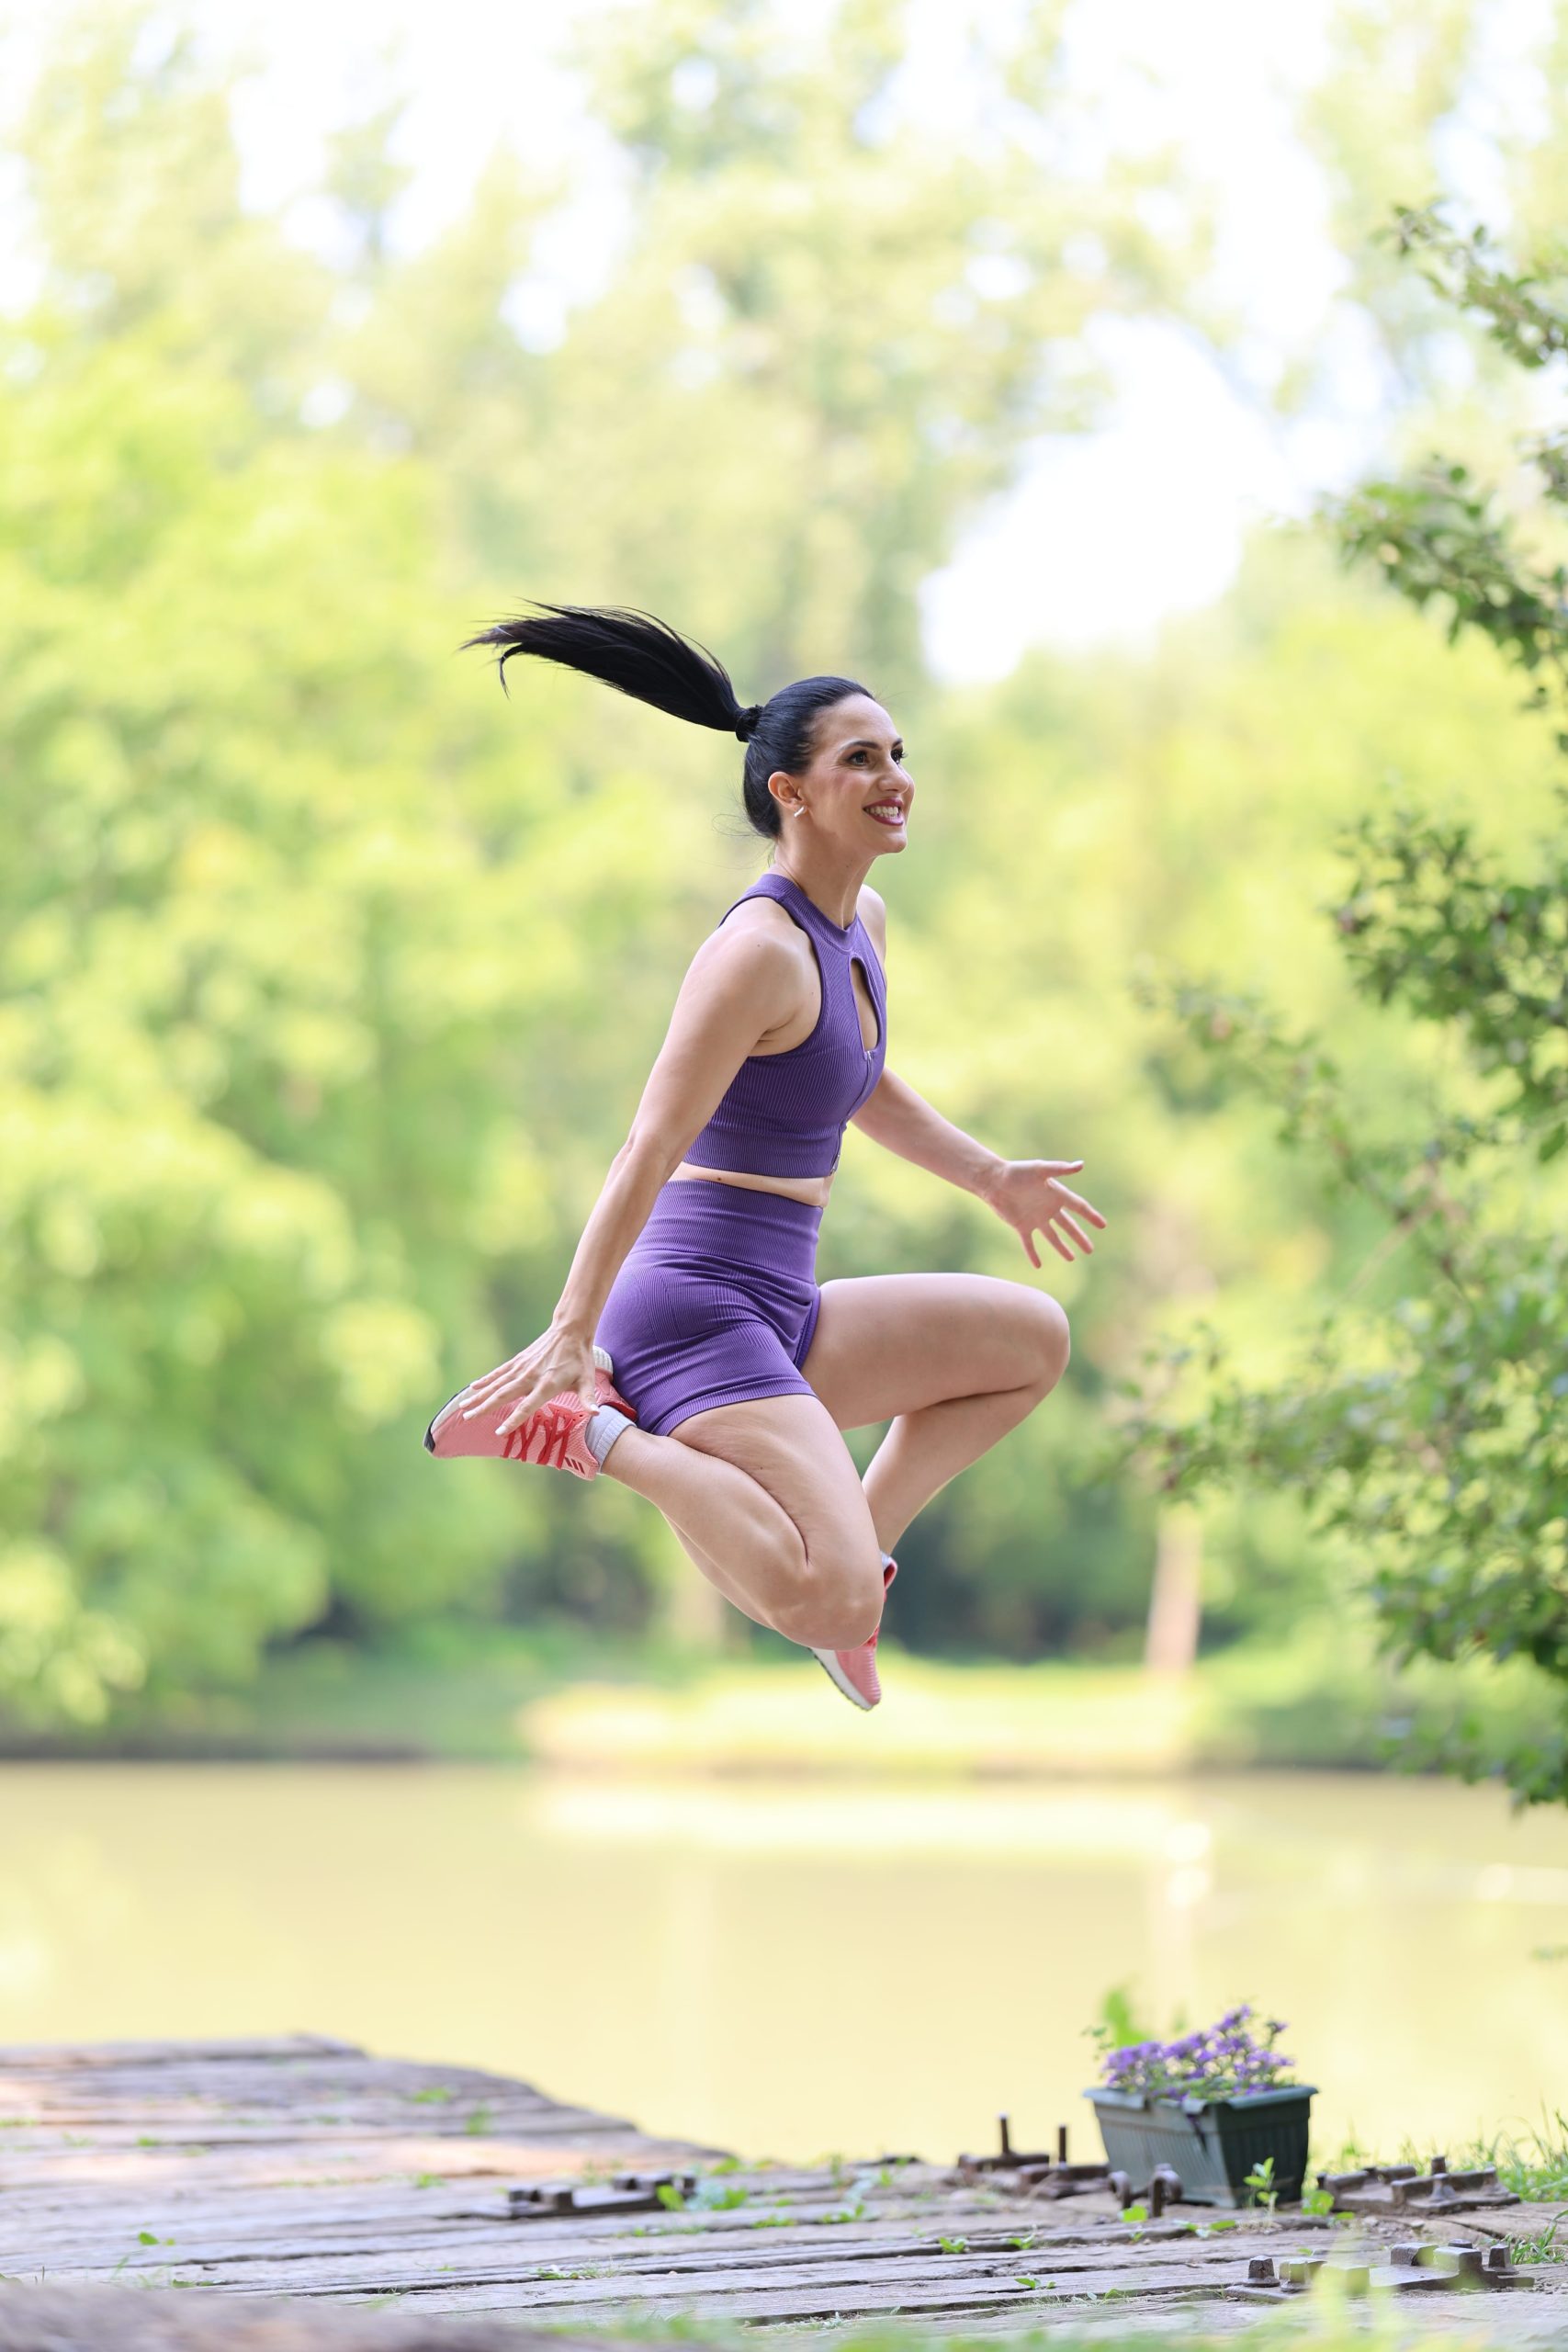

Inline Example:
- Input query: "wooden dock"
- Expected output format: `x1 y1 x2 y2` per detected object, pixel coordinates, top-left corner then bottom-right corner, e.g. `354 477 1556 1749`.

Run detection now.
1 2037 1563 2346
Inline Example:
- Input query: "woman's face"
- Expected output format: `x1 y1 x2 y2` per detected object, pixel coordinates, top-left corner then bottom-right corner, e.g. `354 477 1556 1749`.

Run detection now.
776 693 913 854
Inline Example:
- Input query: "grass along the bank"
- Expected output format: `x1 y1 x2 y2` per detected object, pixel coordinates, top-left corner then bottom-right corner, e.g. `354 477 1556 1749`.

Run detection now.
1 1607 1558 1776
1311 2114 1568 2261
520 1617 1560 1781
0 1617 659 1761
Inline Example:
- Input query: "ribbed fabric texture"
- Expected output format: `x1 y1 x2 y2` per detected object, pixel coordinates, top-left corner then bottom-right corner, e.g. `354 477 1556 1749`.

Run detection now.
592 1177 822 1437
682 872 888 1179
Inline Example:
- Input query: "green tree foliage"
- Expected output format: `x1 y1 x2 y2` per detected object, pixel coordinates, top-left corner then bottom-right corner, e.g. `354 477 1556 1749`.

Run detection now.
1301 0 1482 379
349 0 1204 699
8 0 1567 1726
1115 209 1568 1804
0 1 1207 1723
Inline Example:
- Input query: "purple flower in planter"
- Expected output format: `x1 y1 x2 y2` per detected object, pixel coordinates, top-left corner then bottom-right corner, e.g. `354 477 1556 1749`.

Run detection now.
1095 2000 1303 2101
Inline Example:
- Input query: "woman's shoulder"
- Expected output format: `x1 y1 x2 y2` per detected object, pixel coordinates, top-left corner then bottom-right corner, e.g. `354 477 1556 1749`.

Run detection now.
715 888 802 944
695 889 810 983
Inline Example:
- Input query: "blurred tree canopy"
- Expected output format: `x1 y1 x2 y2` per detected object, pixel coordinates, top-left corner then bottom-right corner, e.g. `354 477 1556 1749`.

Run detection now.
0 0 1204 1720
3 0 1567 1728
1118 209 1568 1804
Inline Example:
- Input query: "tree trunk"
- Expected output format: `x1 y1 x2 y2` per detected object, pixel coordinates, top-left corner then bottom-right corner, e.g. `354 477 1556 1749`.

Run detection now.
1145 1500 1202 1675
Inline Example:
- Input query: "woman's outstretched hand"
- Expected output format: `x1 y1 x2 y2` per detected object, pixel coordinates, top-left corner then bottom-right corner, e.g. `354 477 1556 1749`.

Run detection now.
434 1326 602 1442
982 1159 1107 1269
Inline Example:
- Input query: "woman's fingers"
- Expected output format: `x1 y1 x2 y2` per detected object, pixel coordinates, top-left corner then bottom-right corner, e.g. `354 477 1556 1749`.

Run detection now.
456 1355 525 1411
458 1381 509 1418
497 1391 548 1438
1054 1184 1108 1228
463 1369 533 1419
1055 1210 1094 1254
434 1367 513 1431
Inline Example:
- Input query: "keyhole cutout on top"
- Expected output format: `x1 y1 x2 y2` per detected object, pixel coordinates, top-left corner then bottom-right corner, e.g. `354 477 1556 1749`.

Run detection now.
850 955 881 1056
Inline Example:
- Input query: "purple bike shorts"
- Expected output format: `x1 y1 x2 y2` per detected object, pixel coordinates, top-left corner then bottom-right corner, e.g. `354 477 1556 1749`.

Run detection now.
593 1178 825 1438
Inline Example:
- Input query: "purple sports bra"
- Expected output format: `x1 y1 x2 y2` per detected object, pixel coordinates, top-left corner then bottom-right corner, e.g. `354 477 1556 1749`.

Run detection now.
681 870 888 1180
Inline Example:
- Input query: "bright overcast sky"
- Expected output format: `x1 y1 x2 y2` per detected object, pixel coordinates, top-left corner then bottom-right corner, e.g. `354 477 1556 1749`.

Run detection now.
3 0 1551 681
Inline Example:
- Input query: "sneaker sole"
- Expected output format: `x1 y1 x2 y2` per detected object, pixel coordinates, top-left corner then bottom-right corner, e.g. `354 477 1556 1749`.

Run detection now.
810 1647 878 1711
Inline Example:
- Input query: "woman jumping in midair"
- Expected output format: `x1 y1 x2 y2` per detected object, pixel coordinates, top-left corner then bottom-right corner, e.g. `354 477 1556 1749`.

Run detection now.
425 605 1105 1709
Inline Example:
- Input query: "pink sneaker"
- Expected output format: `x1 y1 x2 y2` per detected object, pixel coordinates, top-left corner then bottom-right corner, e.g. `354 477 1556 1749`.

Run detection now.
812 1557 897 1711
423 1346 636 1481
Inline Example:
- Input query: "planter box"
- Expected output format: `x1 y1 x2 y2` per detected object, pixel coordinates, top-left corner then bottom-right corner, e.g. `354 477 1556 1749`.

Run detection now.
1086 2084 1317 2208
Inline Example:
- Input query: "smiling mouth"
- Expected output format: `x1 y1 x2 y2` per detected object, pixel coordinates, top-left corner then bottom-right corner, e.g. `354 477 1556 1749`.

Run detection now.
866 803 907 827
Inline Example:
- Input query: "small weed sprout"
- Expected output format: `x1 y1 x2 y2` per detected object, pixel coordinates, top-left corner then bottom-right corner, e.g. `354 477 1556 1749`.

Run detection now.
1244 2155 1279 2213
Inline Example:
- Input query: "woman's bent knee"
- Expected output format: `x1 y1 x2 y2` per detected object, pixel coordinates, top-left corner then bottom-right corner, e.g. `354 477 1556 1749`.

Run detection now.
771 1552 884 1650
1030 1294 1071 1388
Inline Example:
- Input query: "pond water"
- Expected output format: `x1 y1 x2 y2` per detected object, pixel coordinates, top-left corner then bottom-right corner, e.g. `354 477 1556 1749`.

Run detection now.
1 1764 1564 2167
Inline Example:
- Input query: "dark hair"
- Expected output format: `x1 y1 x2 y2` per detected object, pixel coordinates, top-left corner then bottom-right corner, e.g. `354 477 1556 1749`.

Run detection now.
462 600 873 842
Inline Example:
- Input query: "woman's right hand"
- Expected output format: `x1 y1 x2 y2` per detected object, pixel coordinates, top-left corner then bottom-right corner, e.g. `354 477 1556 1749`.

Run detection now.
437 1326 602 1442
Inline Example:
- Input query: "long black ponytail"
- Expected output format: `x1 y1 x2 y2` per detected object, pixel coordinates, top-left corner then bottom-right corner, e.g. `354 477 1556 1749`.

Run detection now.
463 600 871 842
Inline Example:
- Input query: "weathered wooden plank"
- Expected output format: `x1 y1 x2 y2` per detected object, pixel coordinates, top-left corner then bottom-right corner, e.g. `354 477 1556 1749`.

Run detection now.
0 2037 362 2071
0 2113 646 2147
367 2267 1219 2326
0 2185 1203 2273
10 2217 1280 2305
0 2089 575 2120
8 2069 554 2099
0 2182 1258 2276
247 2242 1242 2303
0 2279 644 2351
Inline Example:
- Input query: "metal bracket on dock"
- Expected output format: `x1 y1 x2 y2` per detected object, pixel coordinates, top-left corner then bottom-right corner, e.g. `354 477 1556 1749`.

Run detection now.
508 2168 697 2218
953 2115 1113 2199
1228 2242 1529 2301
1314 2154 1519 2215
1109 2163 1185 2217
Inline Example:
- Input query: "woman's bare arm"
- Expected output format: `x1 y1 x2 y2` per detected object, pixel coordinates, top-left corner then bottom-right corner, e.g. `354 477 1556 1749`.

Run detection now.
848 887 1003 1196
848 886 1107 1267
452 918 803 1432
852 1065 1105 1265
551 921 800 1339
849 1066 1007 1199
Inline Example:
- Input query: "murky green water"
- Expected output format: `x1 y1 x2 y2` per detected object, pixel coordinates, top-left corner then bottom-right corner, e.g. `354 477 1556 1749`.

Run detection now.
1 1764 1563 2167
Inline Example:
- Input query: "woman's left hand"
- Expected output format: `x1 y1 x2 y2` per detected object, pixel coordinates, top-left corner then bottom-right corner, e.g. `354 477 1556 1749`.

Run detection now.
982 1159 1107 1268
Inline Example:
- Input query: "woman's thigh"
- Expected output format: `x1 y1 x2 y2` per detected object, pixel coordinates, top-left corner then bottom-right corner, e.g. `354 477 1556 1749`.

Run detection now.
799 1272 1069 1431
670 1391 883 1586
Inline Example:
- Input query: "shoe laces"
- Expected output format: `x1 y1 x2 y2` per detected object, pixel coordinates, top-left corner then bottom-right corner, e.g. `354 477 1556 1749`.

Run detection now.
502 1396 579 1464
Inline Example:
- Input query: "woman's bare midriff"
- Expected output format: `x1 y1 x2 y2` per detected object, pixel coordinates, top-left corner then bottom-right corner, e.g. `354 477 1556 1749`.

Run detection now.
671 1164 834 1208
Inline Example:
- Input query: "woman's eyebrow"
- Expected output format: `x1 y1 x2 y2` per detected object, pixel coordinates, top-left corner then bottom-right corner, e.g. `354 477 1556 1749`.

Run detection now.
840 737 903 752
